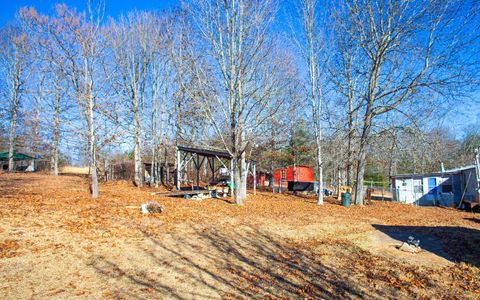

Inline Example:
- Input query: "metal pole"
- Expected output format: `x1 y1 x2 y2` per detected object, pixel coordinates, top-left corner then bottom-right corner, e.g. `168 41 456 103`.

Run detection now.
253 163 256 195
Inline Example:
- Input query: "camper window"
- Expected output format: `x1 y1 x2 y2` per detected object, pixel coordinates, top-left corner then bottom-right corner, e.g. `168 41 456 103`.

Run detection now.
414 179 423 193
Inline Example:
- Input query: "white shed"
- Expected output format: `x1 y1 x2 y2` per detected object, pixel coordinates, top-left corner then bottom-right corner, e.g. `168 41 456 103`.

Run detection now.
391 165 479 207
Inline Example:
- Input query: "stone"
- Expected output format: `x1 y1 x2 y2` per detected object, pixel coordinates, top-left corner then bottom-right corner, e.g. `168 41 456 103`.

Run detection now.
397 242 422 253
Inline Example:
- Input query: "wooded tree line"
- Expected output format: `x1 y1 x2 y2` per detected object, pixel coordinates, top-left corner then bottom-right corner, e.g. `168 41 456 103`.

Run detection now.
0 0 478 205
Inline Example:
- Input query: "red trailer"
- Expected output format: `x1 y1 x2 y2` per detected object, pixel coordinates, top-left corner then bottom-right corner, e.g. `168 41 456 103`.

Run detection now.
273 165 315 192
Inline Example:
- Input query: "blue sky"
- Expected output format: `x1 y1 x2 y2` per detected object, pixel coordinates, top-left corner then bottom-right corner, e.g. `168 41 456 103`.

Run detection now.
0 0 178 25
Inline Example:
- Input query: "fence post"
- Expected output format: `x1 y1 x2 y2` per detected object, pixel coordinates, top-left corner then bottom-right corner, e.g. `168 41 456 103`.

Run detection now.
253 163 256 195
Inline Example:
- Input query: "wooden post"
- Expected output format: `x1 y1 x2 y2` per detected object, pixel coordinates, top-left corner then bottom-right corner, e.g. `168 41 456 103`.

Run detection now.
253 163 256 195
230 159 234 195
176 147 181 190
279 171 282 194
212 158 215 183
190 155 194 190
272 170 275 193
204 156 207 184
194 154 200 189
166 164 169 186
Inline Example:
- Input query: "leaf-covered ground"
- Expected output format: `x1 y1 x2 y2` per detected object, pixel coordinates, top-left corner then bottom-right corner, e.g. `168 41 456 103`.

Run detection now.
0 173 479 299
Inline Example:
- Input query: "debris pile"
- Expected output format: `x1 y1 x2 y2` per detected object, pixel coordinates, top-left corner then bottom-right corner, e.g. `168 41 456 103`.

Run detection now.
141 201 164 214
192 193 210 201
397 236 421 253
184 193 212 201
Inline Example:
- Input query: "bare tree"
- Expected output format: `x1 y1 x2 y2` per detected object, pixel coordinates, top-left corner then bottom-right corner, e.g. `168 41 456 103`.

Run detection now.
25 3 106 197
146 14 174 187
328 3 364 187
109 12 157 187
75 2 105 197
293 0 326 205
332 0 480 205
48 70 66 176
173 0 286 204
20 7 70 176
0 23 31 172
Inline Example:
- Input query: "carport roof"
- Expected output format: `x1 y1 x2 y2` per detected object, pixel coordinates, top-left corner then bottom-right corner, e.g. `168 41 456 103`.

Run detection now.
0 151 34 161
177 145 232 159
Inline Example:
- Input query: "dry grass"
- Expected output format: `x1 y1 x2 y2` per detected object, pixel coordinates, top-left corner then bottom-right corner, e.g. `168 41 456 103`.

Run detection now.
59 165 90 175
0 173 479 299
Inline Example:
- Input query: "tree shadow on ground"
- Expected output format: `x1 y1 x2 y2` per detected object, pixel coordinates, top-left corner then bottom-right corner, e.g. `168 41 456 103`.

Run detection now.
58 173 89 178
0 176 42 197
464 217 480 224
88 225 429 299
372 224 480 267
281 193 341 205
214 197 235 204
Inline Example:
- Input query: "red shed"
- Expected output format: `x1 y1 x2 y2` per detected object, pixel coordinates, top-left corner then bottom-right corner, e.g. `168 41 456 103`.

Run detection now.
273 165 315 192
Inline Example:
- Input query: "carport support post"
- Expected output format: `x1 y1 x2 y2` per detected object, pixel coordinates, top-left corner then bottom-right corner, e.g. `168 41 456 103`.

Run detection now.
176 147 181 190
211 158 215 183
195 154 200 189
253 163 256 195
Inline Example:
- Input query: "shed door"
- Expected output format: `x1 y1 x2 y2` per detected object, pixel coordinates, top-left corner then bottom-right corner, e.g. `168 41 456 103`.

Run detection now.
428 178 437 194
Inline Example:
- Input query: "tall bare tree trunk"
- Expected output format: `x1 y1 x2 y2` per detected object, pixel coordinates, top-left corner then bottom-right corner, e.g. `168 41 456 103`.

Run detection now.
150 79 158 187
239 130 247 202
354 43 381 205
346 96 354 186
314 121 324 205
150 84 157 186
50 89 60 176
133 96 143 187
150 65 159 187
89 99 98 198
85 54 99 198
354 99 374 205
301 0 324 205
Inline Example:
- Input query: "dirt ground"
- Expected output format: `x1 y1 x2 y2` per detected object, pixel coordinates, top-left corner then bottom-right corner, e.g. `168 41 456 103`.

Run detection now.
0 173 479 299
